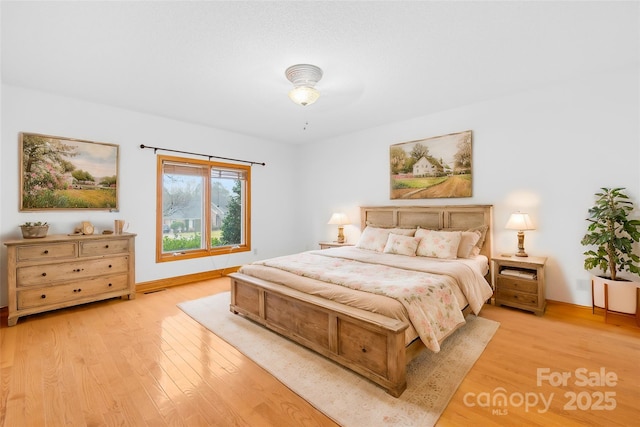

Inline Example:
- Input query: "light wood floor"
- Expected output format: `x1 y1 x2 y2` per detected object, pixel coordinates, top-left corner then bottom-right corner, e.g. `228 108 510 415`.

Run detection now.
1 278 638 427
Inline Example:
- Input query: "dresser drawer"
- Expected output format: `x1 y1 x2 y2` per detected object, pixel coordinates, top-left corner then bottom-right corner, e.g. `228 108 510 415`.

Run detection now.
80 239 130 257
17 256 129 286
496 289 538 306
16 242 77 262
496 276 538 294
17 273 129 309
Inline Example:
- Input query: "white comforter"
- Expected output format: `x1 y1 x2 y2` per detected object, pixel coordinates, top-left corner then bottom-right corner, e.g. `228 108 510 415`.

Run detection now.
254 246 493 352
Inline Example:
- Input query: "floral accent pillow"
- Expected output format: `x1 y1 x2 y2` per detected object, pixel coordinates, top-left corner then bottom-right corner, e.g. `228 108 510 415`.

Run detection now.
415 229 462 259
383 233 420 256
356 226 415 252
457 230 482 258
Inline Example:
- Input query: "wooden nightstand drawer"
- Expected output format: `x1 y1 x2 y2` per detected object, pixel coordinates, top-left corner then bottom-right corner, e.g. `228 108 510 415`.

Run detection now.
319 241 353 249
496 289 538 307
497 276 538 294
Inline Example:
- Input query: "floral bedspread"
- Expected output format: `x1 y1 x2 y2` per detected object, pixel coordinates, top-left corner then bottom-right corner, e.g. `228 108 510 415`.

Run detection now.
256 249 483 352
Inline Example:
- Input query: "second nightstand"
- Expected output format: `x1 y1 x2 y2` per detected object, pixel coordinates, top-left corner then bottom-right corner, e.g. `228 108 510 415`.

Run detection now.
492 255 547 316
319 241 353 249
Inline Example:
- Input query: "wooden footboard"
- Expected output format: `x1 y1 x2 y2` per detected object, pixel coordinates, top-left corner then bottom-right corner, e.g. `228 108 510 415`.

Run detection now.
229 272 410 397
228 205 491 397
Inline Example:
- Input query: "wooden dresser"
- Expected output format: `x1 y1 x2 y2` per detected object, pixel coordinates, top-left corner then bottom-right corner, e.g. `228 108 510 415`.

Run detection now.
4 233 136 326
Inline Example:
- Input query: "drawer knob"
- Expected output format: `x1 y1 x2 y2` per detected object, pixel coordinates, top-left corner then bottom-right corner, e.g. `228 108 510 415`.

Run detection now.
73 288 82 293
361 347 367 353
108 265 112 268
41 272 47 277
105 245 109 248
108 283 112 287
41 294 46 299
43 250 49 255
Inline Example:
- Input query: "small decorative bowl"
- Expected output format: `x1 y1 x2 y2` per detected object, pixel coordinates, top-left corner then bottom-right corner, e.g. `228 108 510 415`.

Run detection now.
20 225 49 239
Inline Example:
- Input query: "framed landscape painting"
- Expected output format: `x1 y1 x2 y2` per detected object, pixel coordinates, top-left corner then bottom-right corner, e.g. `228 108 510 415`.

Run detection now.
390 130 472 199
20 132 119 211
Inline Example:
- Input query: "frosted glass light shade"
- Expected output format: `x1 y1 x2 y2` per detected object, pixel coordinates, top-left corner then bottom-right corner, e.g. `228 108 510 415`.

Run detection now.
288 86 320 106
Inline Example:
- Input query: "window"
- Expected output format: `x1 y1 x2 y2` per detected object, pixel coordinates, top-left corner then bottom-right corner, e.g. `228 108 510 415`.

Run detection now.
156 155 250 262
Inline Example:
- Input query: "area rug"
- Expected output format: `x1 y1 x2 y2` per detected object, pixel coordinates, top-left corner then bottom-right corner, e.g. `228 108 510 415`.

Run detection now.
178 292 499 427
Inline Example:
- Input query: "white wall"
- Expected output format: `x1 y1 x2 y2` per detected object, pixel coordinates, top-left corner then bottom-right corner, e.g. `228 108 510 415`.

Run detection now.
2 63 638 308
0 85 302 307
297 64 640 306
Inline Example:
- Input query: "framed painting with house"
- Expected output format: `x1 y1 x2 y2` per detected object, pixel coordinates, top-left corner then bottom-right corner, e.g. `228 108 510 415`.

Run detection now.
20 132 119 211
389 130 472 199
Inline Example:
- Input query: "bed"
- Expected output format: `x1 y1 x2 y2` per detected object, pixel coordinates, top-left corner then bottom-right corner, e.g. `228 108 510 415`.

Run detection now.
229 205 494 397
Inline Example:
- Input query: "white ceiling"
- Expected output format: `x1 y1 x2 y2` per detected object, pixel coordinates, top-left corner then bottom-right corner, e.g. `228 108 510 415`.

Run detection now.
2 1 638 144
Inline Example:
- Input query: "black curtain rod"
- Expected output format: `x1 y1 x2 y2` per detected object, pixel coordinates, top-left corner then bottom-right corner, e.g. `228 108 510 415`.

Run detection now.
139 144 266 166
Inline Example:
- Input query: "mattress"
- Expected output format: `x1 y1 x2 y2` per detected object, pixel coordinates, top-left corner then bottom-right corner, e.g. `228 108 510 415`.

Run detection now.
239 246 492 347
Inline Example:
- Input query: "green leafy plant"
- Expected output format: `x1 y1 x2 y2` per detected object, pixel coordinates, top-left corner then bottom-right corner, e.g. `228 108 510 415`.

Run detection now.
581 187 640 280
20 221 48 227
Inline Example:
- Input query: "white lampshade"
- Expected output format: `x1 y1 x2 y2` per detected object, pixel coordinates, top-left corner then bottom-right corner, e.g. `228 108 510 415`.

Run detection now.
327 212 350 225
288 86 320 106
505 212 535 231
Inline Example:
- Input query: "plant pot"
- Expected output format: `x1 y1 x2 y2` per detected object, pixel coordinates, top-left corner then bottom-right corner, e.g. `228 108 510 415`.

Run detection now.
20 225 49 239
592 275 640 315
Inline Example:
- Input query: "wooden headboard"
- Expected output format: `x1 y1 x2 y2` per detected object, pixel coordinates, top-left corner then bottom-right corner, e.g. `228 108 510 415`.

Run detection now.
360 205 494 278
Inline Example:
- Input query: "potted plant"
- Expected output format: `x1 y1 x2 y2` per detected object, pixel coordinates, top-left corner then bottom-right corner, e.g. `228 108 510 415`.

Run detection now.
20 221 49 239
581 187 640 319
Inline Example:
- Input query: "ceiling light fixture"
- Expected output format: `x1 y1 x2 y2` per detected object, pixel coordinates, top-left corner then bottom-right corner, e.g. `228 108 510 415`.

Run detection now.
285 64 323 106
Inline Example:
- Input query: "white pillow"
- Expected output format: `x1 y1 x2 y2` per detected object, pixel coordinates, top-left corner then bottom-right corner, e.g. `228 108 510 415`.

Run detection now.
415 229 462 259
383 233 420 256
356 226 415 252
457 230 482 258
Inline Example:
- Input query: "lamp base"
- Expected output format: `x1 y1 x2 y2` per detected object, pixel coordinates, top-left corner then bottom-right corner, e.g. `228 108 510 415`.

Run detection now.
515 231 528 257
336 226 345 244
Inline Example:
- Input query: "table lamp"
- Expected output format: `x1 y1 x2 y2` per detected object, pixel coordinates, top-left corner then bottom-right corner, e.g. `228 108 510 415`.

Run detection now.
505 212 535 257
327 213 350 243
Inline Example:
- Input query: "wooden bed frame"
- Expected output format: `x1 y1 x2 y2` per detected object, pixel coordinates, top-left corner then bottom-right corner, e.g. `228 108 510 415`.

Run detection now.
229 205 493 397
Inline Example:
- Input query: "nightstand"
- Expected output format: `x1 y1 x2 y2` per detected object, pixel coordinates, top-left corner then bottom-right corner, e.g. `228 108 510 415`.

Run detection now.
319 241 353 249
492 255 547 316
